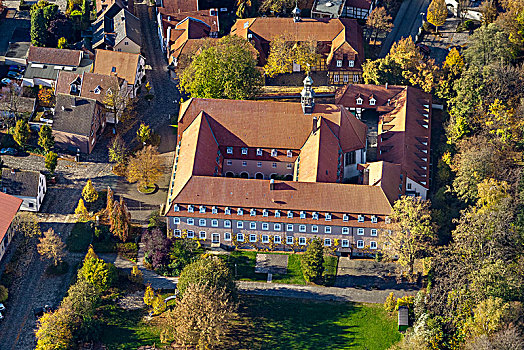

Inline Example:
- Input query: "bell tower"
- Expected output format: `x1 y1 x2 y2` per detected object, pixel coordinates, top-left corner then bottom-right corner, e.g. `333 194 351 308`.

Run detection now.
301 73 315 115
292 2 301 22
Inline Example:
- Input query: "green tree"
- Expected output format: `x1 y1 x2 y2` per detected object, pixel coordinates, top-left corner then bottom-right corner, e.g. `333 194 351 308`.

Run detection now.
30 7 47 46
381 197 436 277
82 179 98 203
108 135 127 164
144 285 155 306
13 119 30 146
77 253 116 292
259 0 296 13
426 0 448 33
12 212 41 237
75 198 90 221
180 36 263 100
0 285 8 303
61 279 100 323
177 256 236 298
37 228 66 266
301 238 324 283
57 37 67 49
463 23 515 68
38 125 54 153
44 151 58 174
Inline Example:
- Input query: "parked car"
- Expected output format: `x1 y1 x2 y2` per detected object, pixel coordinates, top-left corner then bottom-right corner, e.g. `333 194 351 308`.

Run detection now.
0 303 5 311
7 71 22 79
33 305 53 318
8 65 25 73
416 43 431 56
0 312 3 320
0 78 12 86
0 148 18 156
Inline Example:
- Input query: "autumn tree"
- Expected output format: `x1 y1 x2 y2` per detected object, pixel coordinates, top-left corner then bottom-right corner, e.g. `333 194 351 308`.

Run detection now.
301 238 324 283
479 0 498 25
37 228 66 266
427 0 448 33
126 145 163 190
77 249 116 292
110 197 131 242
108 135 127 164
259 0 301 13
35 307 74 350
236 0 255 18
105 186 115 219
136 123 151 145
163 283 235 349
57 37 67 49
75 198 90 221
102 84 132 124
0 285 7 303
381 197 436 277
264 35 320 77
44 151 58 174
13 119 30 146
366 7 393 44
129 264 143 284
82 179 98 203
180 36 263 100
13 212 41 237
177 256 236 298
38 125 54 153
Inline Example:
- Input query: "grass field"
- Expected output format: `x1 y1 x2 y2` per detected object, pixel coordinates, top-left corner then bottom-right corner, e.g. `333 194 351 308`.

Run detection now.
227 296 402 350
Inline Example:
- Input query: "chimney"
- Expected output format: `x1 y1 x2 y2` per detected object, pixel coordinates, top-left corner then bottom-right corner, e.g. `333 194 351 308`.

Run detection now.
270 179 275 190
363 168 370 185
61 105 65 111
167 26 172 43
312 116 318 134
387 99 391 105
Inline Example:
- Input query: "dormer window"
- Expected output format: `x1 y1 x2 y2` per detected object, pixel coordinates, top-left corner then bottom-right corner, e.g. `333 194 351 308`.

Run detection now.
188 205 194 213
271 149 278 157
356 97 363 105
263 209 268 217
336 60 342 67
348 60 354 67
385 216 391 224
107 88 113 95
226 147 233 154
111 67 116 73
94 86 101 94
241 147 248 155
257 148 262 156
369 97 376 106
343 214 349 222
371 215 378 223
287 150 293 157
275 210 280 218
250 208 256 216
173 204 180 212
212 206 218 214
199 205 206 213
300 211 306 219
325 213 332 221
237 208 243 216
312 212 319 220
225 207 231 215
287 211 293 218
358 214 364 222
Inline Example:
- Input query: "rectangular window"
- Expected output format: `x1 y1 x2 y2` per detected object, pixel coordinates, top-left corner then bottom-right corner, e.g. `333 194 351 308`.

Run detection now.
275 210 280 218
342 227 349 234
225 207 231 215
262 223 269 231
211 219 218 227
370 241 377 249
250 234 257 242
286 224 293 232
187 230 195 238
353 75 359 83
250 209 256 216
174 204 180 212
257 162 262 167
199 219 206 226
358 215 364 222
357 228 364 235
371 215 378 223
250 222 256 229
199 231 206 239
174 229 181 237
325 213 332 221
227 147 233 154
312 225 318 233
262 235 269 243
274 223 281 231
287 150 293 157
334 74 340 83
212 206 218 214
325 226 331 234
187 218 194 225
286 236 293 244
237 208 243 216
343 74 349 83
224 220 231 228
241 147 248 155
237 233 244 242
300 211 306 219
226 160 232 166
324 238 331 246
174 217 180 224
312 212 319 220
357 240 364 248
237 221 244 228
407 183 412 190
299 237 306 245
336 60 342 67
199 206 206 213
263 209 268 217
287 211 293 218
371 229 377 236
341 239 349 247
257 148 262 156
348 60 354 67
274 235 281 244
299 225 306 232
224 232 231 241
188 205 194 213
272 162 277 168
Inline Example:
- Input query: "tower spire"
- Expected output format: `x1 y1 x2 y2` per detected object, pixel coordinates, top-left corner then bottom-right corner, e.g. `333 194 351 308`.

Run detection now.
301 72 315 115
292 1 301 22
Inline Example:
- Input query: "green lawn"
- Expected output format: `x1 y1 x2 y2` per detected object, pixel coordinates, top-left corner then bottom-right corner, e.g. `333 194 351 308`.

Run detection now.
226 296 402 350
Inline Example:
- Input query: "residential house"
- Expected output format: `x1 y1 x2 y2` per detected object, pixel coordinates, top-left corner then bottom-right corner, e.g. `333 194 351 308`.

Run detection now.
165 77 400 256
311 0 377 19
52 94 106 154
0 192 23 262
22 46 93 88
92 1 142 54
230 14 364 85
335 84 432 198
1 168 46 212
55 71 129 124
93 49 145 97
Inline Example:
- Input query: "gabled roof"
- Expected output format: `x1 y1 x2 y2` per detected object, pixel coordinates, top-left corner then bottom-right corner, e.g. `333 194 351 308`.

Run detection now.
159 0 199 14
55 71 124 104
0 192 22 245
92 3 141 49
1 169 42 198
93 49 142 84
360 161 402 203
335 83 405 108
53 93 100 136
27 46 83 66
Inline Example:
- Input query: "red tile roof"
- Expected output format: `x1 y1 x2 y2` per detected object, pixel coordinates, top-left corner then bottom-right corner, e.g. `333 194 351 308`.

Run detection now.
158 0 199 14
55 71 125 104
0 192 22 246
27 46 83 66
93 49 142 85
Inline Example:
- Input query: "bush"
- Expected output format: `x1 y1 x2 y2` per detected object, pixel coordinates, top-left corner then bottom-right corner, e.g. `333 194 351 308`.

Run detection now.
128 265 143 284
45 261 69 275
384 292 397 313
0 285 8 302
117 242 138 261
396 295 415 311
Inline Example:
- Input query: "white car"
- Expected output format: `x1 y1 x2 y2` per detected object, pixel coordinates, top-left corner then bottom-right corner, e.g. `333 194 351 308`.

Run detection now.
0 312 3 319
0 303 4 311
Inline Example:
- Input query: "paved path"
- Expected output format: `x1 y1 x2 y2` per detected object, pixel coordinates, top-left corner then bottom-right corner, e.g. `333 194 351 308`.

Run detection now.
379 0 431 57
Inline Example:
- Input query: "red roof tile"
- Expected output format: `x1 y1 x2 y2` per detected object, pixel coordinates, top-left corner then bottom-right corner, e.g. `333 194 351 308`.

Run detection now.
0 192 22 246
27 46 83 66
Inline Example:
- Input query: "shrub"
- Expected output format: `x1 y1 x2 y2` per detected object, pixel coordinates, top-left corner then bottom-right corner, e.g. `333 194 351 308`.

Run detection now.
45 261 69 275
117 242 138 261
128 265 143 284
396 295 415 311
0 285 8 302
384 292 397 313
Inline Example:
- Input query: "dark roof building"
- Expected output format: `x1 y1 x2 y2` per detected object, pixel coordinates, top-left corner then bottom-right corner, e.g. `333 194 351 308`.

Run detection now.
312 0 377 20
1 168 46 212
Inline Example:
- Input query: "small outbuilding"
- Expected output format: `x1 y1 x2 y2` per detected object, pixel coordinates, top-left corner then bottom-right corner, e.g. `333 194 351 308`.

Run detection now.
398 305 409 332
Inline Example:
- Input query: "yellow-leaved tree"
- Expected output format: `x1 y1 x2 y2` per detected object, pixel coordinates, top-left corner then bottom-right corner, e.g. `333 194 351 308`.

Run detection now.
126 145 163 191
427 0 448 33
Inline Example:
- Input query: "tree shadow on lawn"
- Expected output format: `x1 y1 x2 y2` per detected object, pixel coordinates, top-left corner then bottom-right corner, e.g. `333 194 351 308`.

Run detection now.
225 296 366 350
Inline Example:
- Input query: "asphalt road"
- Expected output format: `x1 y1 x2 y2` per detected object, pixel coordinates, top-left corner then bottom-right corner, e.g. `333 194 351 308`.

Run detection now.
379 0 432 57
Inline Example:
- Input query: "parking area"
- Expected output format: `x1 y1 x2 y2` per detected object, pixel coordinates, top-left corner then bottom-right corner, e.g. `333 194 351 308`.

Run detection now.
418 17 471 64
